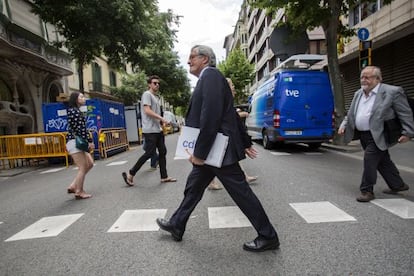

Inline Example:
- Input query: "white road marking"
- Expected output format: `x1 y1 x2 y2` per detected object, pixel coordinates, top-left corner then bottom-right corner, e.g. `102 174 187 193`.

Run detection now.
270 152 291 156
372 198 414 219
5 214 84 242
40 168 66 174
208 206 252 229
290 201 357 223
106 161 128 166
107 209 168 232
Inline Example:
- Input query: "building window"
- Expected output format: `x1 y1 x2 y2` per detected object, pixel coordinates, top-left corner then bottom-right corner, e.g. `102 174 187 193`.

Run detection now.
351 0 384 26
92 62 102 92
361 1 378 21
109 71 117 87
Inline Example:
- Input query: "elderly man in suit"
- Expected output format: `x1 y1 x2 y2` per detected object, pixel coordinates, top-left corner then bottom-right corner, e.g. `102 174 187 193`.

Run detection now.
339 66 414 202
156 45 279 252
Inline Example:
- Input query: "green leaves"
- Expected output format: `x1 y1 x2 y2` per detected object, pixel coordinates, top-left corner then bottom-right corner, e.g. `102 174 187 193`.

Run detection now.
218 48 254 104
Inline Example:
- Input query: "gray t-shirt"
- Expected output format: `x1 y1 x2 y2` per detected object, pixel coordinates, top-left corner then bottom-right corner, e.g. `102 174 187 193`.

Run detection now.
141 90 162 133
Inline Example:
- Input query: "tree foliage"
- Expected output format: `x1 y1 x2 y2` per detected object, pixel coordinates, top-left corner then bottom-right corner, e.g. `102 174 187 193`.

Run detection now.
218 48 255 104
32 0 171 68
138 47 191 112
110 71 147 106
31 0 191 110
248 0 393 144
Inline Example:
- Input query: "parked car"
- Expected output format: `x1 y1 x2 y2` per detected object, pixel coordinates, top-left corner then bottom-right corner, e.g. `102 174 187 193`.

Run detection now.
163 111 180 133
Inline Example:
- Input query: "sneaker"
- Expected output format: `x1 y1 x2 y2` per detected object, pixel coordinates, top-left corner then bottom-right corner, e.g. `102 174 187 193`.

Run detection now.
356 192 375 202
149 166 157 171
383 184 409 194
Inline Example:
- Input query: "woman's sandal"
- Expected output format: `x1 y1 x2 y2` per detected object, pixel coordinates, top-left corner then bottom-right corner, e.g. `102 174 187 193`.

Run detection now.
67 187 76 194
122 172 134 186
160 177 177 183
75 193 92 200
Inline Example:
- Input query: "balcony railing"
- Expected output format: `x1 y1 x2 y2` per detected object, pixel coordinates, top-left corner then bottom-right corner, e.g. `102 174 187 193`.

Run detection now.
88 82 111 94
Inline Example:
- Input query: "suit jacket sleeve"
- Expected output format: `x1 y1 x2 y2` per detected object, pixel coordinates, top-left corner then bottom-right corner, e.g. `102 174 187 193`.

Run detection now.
391 86 414 137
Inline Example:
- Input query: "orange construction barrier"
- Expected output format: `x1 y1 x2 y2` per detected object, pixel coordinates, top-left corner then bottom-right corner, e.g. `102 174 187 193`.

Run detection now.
0 132 68 169
98 128 129 159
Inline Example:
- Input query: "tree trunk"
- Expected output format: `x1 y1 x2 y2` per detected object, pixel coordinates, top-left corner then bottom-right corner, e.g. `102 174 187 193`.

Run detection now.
325 0 345 145
77 61 84 92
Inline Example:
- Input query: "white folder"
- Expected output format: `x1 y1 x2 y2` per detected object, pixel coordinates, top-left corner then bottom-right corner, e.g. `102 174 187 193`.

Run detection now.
174 126 229 168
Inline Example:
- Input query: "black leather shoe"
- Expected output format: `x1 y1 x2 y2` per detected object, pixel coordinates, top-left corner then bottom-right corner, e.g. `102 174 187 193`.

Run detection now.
156 218 183 241
356 192 375 202
243 236 280 252
383 184 409 194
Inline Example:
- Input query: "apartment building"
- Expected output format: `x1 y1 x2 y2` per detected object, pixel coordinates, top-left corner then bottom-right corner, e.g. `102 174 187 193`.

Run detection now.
67 58 131 102
0 0 130 135
225 1 326 95
226 0 414 106
340 0 414 106
0 0 72 135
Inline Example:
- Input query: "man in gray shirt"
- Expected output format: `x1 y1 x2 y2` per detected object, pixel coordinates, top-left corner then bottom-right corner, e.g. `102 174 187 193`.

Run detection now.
122 75 176 186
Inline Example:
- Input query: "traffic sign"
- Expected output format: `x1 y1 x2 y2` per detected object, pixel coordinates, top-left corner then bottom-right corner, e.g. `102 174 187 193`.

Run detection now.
357 28 370 41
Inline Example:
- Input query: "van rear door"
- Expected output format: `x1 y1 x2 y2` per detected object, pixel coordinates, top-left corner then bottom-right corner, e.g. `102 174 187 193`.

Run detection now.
276 71 333 138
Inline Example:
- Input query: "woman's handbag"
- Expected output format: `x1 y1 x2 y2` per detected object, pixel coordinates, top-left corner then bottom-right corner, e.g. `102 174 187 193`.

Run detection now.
75 136 89 152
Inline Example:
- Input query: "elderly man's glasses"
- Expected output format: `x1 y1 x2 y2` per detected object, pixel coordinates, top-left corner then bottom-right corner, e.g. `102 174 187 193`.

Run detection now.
189 54 204 60
360 75 376 80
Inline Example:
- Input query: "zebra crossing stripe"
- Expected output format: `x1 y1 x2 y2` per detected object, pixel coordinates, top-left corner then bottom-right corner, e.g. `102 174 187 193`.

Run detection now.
208 206 252 229
107 209 168 232
371 199 414 219
106 161 128 166
40 168 66 174
290 201 357 223
5 213 84 242
270 152 291 156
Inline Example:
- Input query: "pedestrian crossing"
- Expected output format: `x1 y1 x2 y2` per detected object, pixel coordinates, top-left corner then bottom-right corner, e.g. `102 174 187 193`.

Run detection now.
5 214 84 242
108 209 168 232
2 199 413 242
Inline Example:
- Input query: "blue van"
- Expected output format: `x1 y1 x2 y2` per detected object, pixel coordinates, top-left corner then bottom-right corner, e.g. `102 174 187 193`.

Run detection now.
246 69 334 149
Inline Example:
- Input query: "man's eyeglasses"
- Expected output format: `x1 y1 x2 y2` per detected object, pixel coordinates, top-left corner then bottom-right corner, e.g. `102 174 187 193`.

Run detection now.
152 82 160 85
360 75 376 80
189 54 204 60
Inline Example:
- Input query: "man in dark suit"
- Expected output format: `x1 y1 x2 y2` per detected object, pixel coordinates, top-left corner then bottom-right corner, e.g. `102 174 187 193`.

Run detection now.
156 45 279 252
339 66 414 202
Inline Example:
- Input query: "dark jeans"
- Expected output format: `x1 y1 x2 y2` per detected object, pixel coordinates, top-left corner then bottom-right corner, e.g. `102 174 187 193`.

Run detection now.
359 131 405 193
129 132 168 178
144 139 159 168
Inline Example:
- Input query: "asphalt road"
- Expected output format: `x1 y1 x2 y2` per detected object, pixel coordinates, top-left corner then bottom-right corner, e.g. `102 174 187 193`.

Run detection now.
0 134 413 276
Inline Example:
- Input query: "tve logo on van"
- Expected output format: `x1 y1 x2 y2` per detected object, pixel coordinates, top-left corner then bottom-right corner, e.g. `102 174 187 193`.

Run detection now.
285 89 300 97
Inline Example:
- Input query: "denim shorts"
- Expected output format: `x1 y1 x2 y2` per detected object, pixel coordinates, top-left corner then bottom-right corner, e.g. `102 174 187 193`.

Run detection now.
66 139 82 155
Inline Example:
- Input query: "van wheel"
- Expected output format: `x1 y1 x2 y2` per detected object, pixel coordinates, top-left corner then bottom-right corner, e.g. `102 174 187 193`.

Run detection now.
307 142 321 150
262 131 273 149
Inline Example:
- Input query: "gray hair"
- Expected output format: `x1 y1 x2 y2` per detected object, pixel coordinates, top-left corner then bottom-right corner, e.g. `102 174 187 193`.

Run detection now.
192 45 216 67
362 66 382 81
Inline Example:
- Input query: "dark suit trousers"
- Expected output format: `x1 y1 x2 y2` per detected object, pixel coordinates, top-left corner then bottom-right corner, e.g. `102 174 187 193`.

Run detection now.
169 162 278 240
129 132 168 179
359 131 405 193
